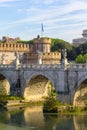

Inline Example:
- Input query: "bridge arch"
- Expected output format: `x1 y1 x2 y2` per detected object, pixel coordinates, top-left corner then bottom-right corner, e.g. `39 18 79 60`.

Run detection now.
23 72 56 101
78 74 87 87
0 72 11 95
25 71 55 87
73 74 87 106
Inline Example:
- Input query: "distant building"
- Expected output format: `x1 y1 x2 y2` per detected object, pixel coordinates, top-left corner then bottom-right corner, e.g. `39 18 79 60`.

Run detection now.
0 35 61 65
72 29 87 45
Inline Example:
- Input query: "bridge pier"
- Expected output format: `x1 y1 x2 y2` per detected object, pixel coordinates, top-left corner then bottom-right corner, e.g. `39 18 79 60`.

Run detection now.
57 93 71 104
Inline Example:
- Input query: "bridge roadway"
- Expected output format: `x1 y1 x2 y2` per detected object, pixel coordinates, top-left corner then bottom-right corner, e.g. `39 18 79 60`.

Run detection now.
0 63 87 105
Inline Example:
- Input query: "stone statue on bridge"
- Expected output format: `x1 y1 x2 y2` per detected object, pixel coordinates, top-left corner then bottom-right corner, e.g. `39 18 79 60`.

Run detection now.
1 54 5 64
15 52 20 68
37 50 42 64
61 49 68 66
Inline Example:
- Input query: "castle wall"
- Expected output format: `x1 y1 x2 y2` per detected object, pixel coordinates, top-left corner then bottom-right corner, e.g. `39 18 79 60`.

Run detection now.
0 52 15 64
0 52 24 64
0 43 29 52
42 52 61 64
22 52 61 64
22 53 38 64
0 36 61 65
0 42 30 64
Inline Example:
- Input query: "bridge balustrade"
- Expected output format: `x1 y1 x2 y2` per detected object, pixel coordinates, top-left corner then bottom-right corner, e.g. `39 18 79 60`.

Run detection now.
0 64 15 69
20 64 61 69
66 63 87 71
0 63 87 71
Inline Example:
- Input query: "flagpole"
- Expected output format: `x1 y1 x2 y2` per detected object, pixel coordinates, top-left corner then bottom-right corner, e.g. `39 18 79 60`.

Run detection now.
41 23 44 38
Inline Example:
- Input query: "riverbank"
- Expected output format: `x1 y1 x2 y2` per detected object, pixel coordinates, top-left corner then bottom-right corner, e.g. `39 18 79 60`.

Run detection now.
57 105 87 115
0 100 43 111
43 96 87 115
6 100 43 107
0 95 43 109
1 100 87 115
5 102 87 116
0 95 87 115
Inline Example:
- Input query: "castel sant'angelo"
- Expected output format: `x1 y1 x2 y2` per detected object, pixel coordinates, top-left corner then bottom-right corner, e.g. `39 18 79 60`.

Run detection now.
0 35 61 65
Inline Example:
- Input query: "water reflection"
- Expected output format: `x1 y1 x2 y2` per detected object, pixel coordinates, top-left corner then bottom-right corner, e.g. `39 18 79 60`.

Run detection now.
0 110 10 123
44 115 75 130
0 106 87 130
74 115 87 130
24 106 44 127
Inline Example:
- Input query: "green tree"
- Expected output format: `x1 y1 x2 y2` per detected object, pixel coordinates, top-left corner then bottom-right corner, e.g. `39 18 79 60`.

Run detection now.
76 54 85 63
68 47 77 61
83 54 87 62
17 39 33 44
76 53 87 63
51 38 72 52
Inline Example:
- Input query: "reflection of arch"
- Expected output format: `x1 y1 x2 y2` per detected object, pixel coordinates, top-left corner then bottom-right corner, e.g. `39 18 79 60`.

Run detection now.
23 72 55 101
73 74 87 106
24 106 44 127
0 72 11 95
73 116 87 130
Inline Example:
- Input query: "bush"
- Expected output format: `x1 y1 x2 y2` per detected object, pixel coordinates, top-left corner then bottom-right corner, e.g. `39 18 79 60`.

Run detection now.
43 96 58 113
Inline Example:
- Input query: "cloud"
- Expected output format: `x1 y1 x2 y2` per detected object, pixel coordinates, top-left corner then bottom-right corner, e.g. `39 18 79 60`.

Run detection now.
0 0 22 7
16 0 87 24
1 0 86 32
0 0 21 3
44 0 58 4
0 0 87 42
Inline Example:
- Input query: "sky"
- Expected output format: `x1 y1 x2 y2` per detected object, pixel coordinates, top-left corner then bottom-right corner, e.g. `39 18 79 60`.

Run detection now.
0 0 87 43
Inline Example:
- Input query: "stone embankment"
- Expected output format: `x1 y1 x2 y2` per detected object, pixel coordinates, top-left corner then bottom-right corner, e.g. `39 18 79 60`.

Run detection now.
3 100 43 110
4 100 31 109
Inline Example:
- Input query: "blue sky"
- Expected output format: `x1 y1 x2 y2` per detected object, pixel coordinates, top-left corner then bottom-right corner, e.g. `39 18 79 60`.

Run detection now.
0 0 87 43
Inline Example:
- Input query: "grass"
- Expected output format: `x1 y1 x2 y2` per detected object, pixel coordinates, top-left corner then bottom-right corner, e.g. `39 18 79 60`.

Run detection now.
0 95 23 102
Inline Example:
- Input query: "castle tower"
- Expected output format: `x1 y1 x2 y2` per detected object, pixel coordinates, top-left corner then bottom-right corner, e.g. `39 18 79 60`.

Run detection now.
33 35 51 53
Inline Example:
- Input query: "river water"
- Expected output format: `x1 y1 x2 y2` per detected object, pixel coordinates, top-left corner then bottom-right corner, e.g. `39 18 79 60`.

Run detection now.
0 106 87 130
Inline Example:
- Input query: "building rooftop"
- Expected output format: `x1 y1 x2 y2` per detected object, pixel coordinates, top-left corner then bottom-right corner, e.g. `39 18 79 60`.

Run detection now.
72 29 87 45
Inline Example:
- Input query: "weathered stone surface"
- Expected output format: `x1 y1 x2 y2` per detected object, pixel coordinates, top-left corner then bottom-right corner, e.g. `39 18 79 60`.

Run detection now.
0 64 87 105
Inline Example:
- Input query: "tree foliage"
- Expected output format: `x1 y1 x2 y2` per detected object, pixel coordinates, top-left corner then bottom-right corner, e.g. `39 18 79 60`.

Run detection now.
76 54 87 63
17 40 33 44
76 54 85 63
51 38 72 52
43 96 58 113
51 39 87 61
51 38 78 61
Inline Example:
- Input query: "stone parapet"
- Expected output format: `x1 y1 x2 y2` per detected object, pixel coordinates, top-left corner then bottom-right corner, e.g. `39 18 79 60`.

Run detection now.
0 63 87 71
0 43 29 52
34 37 51 44
22 52 61 64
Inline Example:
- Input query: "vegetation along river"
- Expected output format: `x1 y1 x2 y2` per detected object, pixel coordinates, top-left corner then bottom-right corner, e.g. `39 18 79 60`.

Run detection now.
0 106 87 130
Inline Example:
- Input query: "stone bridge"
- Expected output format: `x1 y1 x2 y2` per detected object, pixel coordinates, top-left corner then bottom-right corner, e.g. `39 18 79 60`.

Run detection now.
0 63 87 106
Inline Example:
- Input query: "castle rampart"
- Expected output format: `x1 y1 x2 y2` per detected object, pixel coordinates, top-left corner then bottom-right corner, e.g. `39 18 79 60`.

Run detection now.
0 36 61 65
0 43 29 52
34 37 51 44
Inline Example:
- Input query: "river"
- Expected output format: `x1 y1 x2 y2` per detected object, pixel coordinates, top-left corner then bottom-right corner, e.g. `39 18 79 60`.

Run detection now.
0 106 87 130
